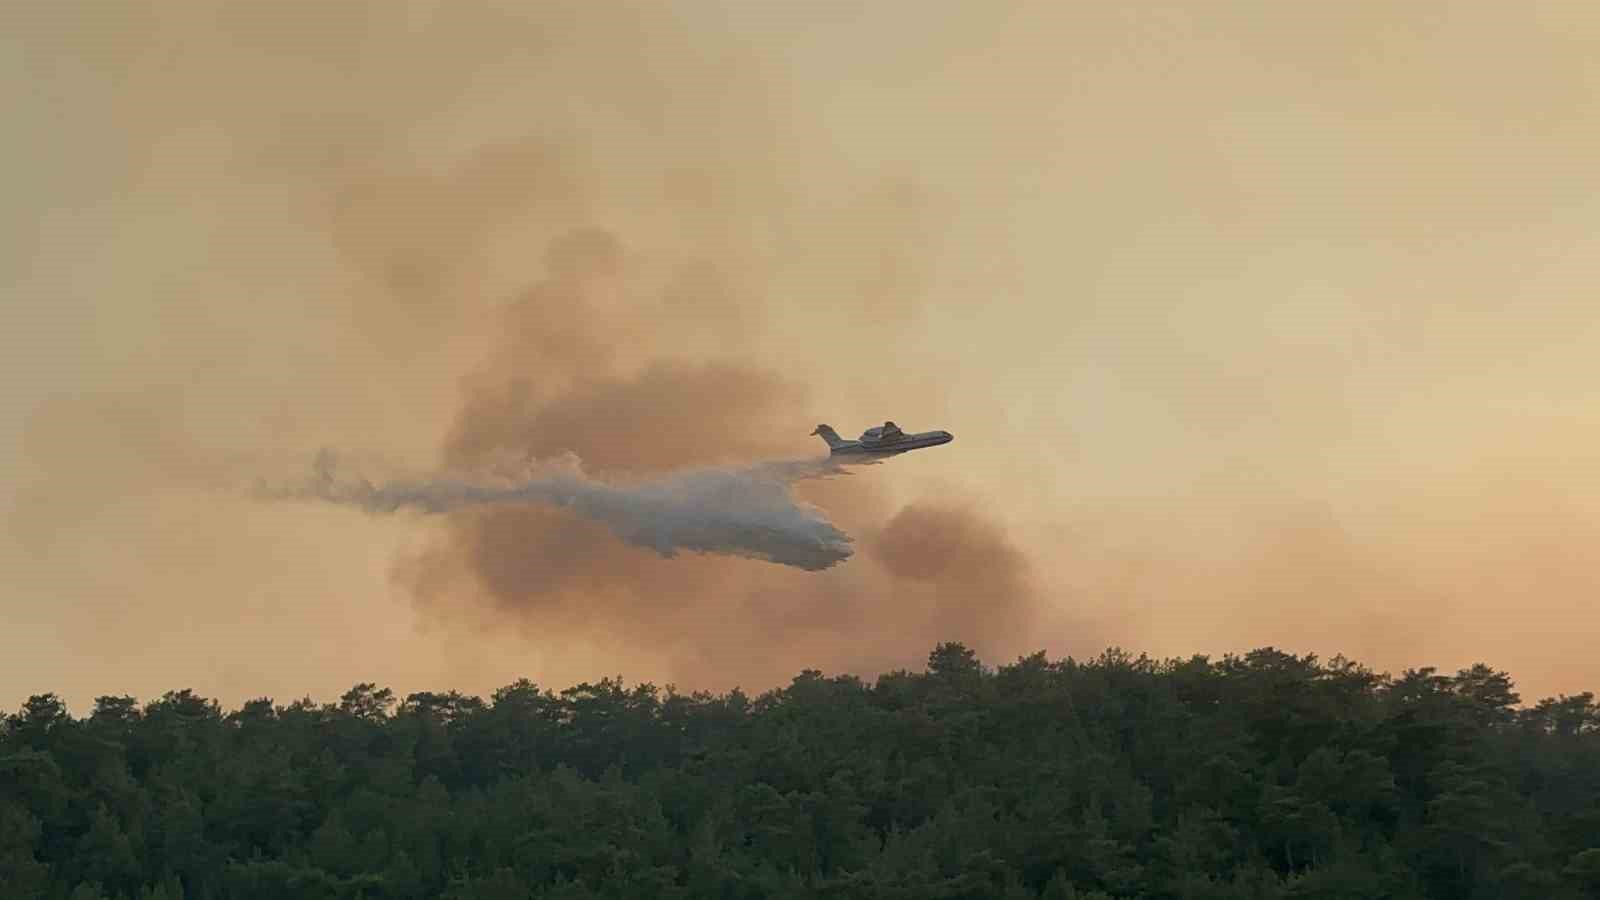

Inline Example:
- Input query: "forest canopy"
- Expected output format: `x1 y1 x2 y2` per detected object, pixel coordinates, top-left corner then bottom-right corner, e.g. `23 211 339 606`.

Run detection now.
4 644 1599 899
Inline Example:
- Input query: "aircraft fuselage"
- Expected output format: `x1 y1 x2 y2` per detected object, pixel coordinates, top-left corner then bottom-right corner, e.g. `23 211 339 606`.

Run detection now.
828 430 953 455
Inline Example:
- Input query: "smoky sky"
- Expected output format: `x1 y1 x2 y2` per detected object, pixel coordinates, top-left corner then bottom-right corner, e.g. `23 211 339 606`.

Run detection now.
7 1 1600 711
358 210 1047 688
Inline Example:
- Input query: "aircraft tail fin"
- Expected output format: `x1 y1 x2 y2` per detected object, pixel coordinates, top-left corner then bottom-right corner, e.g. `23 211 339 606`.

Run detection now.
811 424 847 450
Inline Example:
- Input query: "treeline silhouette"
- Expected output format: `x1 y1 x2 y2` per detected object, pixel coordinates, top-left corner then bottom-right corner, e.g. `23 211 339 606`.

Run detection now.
4 644 1599 899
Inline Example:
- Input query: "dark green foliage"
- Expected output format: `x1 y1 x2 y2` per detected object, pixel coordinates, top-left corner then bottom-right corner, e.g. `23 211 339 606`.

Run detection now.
4 645 1596 899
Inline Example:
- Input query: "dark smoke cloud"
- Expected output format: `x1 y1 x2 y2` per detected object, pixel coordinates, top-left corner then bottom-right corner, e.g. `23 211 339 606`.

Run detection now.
319 179 1058 687
447 362 807 476
870 501 1038 651
357 210 1044 688
399 492 1044 691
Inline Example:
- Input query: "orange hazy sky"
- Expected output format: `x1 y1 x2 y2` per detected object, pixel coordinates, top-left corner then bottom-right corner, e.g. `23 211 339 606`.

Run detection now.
5 1 1600 712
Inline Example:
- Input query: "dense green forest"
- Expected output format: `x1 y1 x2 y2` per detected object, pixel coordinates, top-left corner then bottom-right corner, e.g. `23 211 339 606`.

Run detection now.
4 644 1599 900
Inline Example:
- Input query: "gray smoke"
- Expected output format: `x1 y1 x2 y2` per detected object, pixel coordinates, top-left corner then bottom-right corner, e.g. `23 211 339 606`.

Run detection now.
264 450 871 571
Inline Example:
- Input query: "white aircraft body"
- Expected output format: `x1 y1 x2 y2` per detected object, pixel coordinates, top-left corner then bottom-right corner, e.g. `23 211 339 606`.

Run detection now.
810 421 953 456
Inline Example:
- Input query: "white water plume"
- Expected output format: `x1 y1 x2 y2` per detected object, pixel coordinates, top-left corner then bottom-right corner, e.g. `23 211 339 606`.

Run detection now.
262 450 870 571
